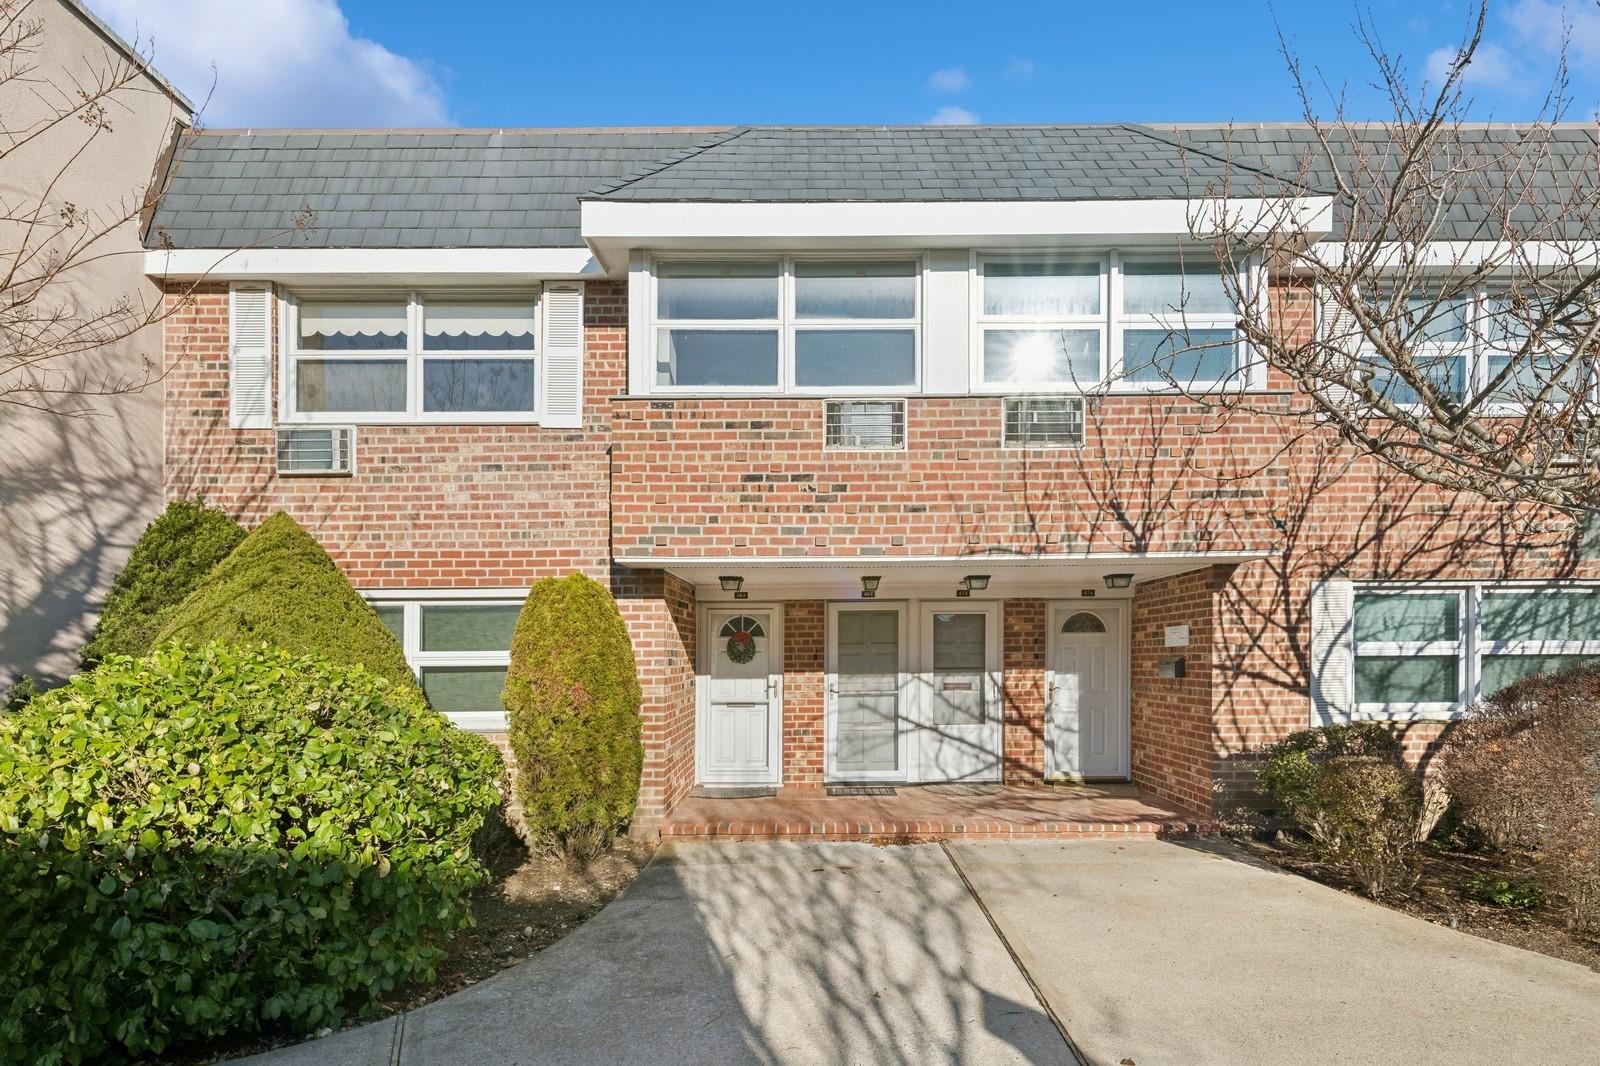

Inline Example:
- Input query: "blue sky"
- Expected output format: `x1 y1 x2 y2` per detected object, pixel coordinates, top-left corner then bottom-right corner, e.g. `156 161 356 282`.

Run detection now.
95 1 1598 128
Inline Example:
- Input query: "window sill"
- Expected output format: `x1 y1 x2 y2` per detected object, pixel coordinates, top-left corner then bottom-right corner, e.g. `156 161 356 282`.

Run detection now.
278 415 550 427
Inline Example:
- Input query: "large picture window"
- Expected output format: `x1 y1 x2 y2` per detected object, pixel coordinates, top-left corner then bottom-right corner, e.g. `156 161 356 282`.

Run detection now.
287 292 539 422
369 594 523 731
1351 585 1600 717
650 256 921 393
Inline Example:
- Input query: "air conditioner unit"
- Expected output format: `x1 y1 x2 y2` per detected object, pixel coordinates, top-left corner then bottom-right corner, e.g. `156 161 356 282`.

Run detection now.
276 426 355 475
1003 397 1085 447
825 399 906 450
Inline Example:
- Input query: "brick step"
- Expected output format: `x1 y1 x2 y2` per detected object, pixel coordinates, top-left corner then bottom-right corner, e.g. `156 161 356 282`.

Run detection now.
661 817 1205 842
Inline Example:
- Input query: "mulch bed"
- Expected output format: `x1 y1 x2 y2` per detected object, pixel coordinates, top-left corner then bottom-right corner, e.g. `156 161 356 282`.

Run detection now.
180 830 653 1063
1230 835 1600 973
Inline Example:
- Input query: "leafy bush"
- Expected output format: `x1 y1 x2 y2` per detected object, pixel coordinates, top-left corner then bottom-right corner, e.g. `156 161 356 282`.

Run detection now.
0 642 504 1064
1465 874 1543 910
155 511 415 690
1257 722 1423 899
81 499 245 666
504 573 642 857
3 674 38 713
1440 666 1600 930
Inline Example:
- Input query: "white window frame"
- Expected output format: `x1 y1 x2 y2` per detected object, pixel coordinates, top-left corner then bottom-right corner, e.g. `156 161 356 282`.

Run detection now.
646 252 924 396
971 252 1107 393
364 590 526 731
1109 250 1259 393
1350 581 1600 720
281 289 542 425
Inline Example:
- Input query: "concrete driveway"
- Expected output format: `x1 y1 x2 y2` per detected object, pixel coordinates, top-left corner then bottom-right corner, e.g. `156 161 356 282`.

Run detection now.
238 839 1600 1066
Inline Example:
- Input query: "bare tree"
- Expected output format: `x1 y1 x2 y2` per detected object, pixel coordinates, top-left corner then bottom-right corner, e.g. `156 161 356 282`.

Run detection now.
1140 1 1600 517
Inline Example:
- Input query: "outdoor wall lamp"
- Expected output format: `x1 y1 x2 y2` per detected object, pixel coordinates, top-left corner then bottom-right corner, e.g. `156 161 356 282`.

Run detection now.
1103 573 1134 589
719 575 748 600
860 575 882 599
963 574 991 591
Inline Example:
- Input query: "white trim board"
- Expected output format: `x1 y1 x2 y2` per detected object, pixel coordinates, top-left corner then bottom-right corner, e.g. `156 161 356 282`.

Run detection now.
145 247 604 281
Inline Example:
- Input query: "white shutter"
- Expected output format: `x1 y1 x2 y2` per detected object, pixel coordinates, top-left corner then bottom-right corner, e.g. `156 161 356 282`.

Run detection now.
1309 575 1355 725
1313 283 1362 418
541 284 584 428
228 283 272 429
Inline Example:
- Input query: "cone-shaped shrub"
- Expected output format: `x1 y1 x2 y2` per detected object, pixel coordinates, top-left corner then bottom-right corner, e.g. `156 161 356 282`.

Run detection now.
155 511 414 690
81 499 246 666
504 573 642 856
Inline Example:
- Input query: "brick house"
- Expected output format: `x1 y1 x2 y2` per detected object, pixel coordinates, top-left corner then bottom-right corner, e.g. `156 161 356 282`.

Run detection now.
143 124 1600 835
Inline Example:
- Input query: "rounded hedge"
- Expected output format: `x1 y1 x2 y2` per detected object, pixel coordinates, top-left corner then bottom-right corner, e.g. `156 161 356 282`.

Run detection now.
81 499 246 667
155 511 415 691
504 574 642 856
0 642 504 1064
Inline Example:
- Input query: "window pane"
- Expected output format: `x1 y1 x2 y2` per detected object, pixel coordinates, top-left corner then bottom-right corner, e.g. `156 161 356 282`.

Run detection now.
794 330 915 387
1485 353 1582 405
657 261 779 320
656 329 779 387
1482 591 1600 642
929 612 987 726
1356 655 1458 704
1122 261 1233 315
1482 654 1600 696
295 359 406 412
984 260 1100 317
1398 295 1470 344
1368 353 1467 405
983 329 1099 385
424 300 536 351
420 604 520 651
1122 329 1237 384
1354 592 1459 644
373 605 405 644
421 666 508 715
795 261 916 319
422 359 535 413
298 300 407 350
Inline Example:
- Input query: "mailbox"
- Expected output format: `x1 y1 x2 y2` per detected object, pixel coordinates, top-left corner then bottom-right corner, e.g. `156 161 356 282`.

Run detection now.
1157 656 1187 679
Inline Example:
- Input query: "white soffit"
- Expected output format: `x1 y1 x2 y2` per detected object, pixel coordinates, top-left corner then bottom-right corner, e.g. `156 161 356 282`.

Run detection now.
581 197 1334 270
144 247 605 282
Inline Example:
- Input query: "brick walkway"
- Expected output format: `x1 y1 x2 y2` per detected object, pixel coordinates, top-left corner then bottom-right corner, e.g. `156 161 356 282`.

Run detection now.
660 782 1203 841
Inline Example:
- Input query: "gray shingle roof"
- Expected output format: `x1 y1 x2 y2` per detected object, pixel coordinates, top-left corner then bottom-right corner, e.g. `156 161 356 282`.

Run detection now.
145 128 730 249
587 125 1308 201
146 122 1600 248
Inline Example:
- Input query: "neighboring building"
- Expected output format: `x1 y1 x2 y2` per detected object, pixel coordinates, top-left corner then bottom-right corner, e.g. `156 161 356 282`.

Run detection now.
144 123 1600 831
0 0 192 685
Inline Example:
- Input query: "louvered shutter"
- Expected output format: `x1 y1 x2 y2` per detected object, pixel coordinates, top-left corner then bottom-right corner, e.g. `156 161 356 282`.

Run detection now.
541 284 584 428
228 284 272 429
1313 283 1363 418
1309 575 1355 725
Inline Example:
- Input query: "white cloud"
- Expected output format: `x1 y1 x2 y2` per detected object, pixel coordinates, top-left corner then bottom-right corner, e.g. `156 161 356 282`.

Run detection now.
1425 41 1525 91
927 67 971 93
1004 56 1035 80
91 0 450 126
1506 0 1600 65
928 105 978 126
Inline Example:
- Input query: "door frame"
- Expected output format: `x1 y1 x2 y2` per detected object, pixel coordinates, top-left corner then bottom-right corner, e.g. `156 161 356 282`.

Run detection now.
696 603 785 786
825 600 910 783
1044 600 1132 781
914 600 1003 782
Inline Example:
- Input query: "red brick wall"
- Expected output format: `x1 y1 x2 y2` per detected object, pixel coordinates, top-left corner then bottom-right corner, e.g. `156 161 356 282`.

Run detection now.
1001 599 1047 783
782 600 826 787
614 567 696 829
1131 567 1226 817
163 281 627 585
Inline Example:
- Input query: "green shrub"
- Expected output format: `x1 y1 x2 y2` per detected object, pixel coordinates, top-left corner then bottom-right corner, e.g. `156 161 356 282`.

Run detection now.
3 674 39 713
0 642 504 1064
81 499 246 666
154 511 414 690
1258 723 1423 899
504 573 642 857
1465 874 1543 910
1440 666 1600 930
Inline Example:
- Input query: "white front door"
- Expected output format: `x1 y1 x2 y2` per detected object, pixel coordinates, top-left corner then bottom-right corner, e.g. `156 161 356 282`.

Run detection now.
915 604 1002 781
827 604 907 781
1048 606 1129 780
701 608 781 784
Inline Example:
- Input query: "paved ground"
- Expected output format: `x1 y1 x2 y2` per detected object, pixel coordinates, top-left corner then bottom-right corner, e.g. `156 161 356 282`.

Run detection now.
238 839 1600 1066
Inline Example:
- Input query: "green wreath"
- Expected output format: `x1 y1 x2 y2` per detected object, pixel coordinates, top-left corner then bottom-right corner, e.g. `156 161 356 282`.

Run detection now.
726 629 758 664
